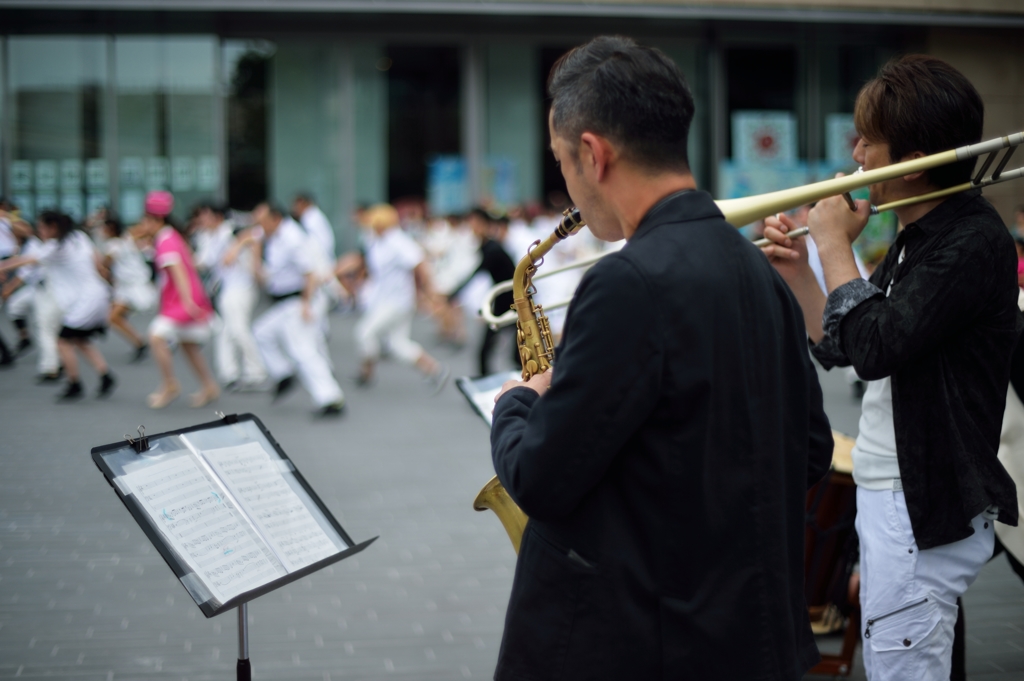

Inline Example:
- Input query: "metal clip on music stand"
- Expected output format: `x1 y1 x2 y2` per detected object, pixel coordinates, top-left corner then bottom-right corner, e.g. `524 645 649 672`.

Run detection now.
93 413 376 680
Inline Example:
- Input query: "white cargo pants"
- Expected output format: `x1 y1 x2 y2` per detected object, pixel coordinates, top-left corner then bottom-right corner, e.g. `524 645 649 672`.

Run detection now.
856 486 994 680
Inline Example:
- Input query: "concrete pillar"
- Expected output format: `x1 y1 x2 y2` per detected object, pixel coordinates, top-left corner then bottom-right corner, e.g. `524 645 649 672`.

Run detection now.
486 43 541 206
461 44 486 206
928 27 1024 226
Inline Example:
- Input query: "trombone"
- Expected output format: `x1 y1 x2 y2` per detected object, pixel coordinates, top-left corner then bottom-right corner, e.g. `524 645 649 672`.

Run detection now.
480 131 1024 329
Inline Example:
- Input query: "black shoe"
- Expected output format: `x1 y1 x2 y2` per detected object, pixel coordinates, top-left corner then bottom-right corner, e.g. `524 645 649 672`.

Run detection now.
0 355 13 368
16 338 32 355
132 344 149 363
317 401 345 417
98 373 117 398
224 380 240 393
272 375 296 402
58 381 84 402
36 368 63 383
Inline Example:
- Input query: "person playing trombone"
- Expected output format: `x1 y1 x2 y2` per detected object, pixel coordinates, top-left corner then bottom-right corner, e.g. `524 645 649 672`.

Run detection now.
761 55 1019 680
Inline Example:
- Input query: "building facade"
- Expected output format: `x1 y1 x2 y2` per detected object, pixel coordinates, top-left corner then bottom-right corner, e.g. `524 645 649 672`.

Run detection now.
1 1 1022 250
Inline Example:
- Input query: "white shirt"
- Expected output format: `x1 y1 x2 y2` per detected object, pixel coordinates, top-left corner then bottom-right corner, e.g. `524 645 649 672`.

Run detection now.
807 235 871 295
0 218 18 259
104 236 152 290
299 205 336 263
363 227 424 311
263 218 314 297
850 246 906 489
194 222 255 293
15 237 45 286
36 230 110 328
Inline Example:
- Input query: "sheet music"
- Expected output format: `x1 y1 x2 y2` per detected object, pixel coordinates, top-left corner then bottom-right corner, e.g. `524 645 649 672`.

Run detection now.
119 455 283 604
202 442 340 572
458 371 521 426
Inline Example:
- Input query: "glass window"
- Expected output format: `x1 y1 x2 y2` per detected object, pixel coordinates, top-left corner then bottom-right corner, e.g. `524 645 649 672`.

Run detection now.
7 36 108 222
115 36 219 222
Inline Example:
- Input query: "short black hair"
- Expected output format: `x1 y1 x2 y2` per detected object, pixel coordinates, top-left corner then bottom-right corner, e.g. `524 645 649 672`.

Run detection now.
104 217 125 237
548 36 694 173
294 192 315 204
855 54 984 189
38 211 76 242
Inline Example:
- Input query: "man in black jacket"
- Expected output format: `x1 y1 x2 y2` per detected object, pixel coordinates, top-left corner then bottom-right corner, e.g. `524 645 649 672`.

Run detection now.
762 55 1019 680
490 36 834 680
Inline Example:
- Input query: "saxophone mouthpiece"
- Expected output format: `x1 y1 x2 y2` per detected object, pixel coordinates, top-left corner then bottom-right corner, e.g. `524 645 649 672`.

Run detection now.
556 207 585 239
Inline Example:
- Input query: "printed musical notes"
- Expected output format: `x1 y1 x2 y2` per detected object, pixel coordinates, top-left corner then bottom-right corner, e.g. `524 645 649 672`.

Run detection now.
202 442 342 571
119 456 284 605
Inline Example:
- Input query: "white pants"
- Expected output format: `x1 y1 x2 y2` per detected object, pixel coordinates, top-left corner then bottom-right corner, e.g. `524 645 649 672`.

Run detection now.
6 284 35 320
355 303 423 365
857 486 994 680
33 286 62 374
253 298 343 407
214 285 266 384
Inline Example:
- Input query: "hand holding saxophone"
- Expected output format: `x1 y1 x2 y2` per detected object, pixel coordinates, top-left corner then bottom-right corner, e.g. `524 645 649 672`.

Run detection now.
493 370 553 405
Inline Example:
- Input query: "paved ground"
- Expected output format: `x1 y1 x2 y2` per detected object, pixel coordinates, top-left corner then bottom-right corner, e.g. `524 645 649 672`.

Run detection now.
1 308 1022 680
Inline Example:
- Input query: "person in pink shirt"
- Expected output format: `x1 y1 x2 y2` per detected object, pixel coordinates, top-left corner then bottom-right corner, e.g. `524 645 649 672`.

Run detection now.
141 191 220 409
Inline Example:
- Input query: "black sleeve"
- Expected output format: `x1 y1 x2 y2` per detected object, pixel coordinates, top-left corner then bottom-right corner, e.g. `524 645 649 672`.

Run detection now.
490 255 662 521
830 228 1002 381
805 351 834 488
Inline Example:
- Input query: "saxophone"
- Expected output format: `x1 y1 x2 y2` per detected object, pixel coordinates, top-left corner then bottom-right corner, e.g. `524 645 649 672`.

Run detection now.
472 208 586 554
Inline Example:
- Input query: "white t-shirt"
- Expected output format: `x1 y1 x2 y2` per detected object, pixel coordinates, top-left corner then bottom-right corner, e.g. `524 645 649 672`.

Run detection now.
363 227 424 312
263 218 314 297
0 218 18 259
194 222 255 293
807 235 871 296
850 246 906 489
104 236 152 290
299 205 336 263
15 237 45 286
36 230 110 329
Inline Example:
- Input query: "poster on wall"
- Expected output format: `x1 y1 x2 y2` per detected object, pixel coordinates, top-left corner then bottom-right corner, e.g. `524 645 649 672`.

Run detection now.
35 193 58 213
86 194 110 218
172 157 196 192
826 114 859 165
427 156 468 216
61 160 83 192
197 157 219 192
35 161 58 192
12 194 33 220
86 159 108 190
120 190 144 224
120 158 144 188
147 158 169 191
61 193 84 222
11 161 32 191
731 111 797 165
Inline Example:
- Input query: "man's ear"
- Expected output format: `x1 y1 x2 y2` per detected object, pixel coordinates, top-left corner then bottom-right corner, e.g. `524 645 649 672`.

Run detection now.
579 132 615 182
900 150 928 182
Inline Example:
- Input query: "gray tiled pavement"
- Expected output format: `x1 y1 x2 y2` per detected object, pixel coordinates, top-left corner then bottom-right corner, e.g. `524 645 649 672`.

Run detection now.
1 310 1023 680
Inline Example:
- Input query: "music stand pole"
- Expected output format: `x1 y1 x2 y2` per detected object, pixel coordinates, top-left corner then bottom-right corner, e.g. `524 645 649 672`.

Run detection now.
237 602 251 681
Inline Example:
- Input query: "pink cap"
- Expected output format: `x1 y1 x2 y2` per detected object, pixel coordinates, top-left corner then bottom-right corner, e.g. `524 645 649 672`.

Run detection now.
145 190 174 217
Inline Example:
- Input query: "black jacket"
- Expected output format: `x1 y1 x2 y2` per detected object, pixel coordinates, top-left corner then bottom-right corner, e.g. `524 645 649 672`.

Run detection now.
491 190 833 681
813 189 1020 549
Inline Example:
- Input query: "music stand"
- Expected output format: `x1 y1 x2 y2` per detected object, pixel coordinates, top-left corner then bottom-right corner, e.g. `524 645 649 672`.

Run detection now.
455 371 520 427
92 413 375 681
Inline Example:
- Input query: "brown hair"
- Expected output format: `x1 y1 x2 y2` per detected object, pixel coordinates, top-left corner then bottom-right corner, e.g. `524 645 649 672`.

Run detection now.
854 54 983 188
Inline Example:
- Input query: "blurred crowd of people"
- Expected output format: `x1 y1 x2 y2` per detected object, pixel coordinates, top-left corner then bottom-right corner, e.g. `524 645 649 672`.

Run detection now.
0 190 616 416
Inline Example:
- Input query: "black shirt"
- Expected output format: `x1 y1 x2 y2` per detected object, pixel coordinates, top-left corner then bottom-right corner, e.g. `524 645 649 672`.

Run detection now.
813 188 1020 550
491 190 833 680
450 238 516 314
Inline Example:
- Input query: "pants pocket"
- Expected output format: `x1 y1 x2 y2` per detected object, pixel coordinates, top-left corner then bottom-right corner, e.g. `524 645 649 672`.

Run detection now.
865 595 954 679
497 527 596 680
